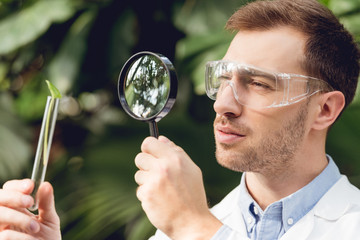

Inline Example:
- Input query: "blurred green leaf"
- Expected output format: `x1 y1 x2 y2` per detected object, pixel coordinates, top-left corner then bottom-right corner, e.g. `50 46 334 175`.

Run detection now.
328 0 360 16
327 104 360 185
0 62 10 90
0 0 78 55
107 8 136 78
319 0 331 6
14 75 49 121
341 14 360 35
0 63 8 81
173 0 243 35
176 30 233 94
0 125 31 180
58 133 148 239
126 215 154 240
0 93 31 182
48 10 96 94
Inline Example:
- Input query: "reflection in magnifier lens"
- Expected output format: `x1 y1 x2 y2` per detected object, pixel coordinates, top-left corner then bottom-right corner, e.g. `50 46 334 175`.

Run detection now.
118 51 178 138
125 55 170 118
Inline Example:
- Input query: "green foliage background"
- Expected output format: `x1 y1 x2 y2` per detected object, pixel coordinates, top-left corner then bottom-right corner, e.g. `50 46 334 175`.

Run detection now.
0 0 359 239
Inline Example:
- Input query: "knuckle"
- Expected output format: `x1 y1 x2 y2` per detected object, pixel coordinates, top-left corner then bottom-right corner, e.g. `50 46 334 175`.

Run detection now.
170 153 185 169
157 164 171 180
173 153 183 163
174 145 184 153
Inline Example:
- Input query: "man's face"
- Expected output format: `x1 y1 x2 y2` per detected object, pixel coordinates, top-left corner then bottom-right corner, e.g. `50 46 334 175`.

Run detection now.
213 27 311 175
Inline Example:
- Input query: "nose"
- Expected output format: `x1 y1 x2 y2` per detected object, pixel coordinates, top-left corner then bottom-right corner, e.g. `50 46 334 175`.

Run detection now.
213 83 243 118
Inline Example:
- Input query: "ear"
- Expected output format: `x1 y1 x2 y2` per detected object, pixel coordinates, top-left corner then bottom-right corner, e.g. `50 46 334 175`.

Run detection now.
312 91 345 130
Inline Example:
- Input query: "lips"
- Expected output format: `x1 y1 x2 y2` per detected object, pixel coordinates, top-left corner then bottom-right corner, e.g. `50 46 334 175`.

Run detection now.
215 125 246 144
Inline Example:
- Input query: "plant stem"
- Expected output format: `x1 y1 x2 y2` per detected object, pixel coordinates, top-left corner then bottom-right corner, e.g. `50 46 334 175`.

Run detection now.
43 97 54 166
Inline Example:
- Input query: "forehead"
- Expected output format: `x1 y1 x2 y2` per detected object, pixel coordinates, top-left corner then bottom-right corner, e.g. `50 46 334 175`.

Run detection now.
223 27 307 75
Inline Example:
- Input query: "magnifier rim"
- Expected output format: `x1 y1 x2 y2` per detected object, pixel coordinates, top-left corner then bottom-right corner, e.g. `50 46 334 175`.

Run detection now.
117 51 177 122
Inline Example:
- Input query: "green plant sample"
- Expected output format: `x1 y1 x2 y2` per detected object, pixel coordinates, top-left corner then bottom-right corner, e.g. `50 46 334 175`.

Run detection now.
44 80 61 166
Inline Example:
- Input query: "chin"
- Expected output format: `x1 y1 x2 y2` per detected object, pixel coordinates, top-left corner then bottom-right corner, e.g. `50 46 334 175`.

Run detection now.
215 141 266 173
215 148 247 172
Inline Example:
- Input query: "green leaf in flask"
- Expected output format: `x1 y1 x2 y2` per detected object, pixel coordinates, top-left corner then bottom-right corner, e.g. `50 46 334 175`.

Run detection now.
43 80 62 166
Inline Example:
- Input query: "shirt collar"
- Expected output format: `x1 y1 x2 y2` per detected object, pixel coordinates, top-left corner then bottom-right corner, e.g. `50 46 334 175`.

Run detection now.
238 155 341 233
238 174 256 232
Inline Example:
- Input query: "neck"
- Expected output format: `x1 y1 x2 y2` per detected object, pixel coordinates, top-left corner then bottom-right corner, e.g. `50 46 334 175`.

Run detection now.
245 134 328 210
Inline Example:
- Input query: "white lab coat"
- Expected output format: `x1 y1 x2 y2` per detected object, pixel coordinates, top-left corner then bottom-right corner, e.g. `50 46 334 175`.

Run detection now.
151 175 360 239
211 175 360 240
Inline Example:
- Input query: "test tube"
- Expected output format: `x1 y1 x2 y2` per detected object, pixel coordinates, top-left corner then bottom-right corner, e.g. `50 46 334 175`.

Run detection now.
29 96 60 211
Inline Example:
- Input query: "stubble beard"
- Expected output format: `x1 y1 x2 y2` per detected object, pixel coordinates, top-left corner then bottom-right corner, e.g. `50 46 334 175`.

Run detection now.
214 104 308 175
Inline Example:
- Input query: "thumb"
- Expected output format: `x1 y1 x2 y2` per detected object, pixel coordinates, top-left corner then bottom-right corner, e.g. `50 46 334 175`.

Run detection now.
37 182 60 225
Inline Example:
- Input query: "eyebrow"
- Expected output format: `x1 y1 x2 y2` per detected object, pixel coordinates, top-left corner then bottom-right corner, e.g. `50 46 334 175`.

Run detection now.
237 67 277 83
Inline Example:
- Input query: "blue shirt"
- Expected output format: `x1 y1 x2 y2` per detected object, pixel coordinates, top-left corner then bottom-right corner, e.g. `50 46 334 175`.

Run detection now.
212 155 341 240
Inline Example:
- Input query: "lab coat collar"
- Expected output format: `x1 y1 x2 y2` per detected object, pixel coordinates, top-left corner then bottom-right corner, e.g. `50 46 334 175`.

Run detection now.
211 175 360 240
313 175 360 220
281 175 360 239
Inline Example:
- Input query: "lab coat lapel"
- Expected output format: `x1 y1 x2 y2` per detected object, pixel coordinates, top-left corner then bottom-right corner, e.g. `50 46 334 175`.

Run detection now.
313 176 355 220
280 176 354 240
211 186 250 238
280 210 315 240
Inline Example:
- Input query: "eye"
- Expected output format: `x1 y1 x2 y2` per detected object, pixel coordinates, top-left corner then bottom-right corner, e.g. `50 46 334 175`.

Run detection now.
218 74 232 81
250 80 272 89
244 76 276 93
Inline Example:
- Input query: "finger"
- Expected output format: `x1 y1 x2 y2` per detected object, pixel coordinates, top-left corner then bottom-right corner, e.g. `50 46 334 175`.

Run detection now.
141 136 173 158
0 206 40 234
158 135 171 144
135 184 154 204
0 189 34 209
134 170 150 186
135 152 155 171
37 182 60 227
0 229 38 240
2 179 34 195
135 185 145 202
158 136 183 152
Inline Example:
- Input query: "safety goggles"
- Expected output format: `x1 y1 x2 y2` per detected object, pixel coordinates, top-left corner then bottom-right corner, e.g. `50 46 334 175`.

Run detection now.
205 60 333 109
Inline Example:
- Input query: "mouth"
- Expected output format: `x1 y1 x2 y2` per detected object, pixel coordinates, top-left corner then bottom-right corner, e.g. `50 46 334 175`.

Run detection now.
215 126 246 144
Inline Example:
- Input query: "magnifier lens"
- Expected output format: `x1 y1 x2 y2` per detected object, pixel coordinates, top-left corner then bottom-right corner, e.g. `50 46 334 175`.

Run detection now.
118 52 177 137
124 55 170 119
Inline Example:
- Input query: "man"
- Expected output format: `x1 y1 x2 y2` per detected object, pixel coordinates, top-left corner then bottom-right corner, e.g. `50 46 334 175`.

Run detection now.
135 0 360 239
0 0 359 239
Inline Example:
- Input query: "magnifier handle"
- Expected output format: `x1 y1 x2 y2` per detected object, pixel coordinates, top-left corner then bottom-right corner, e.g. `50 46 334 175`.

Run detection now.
149 121 159 138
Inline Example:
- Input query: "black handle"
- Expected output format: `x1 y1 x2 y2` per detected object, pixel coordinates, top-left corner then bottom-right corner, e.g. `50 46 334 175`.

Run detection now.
149 121 159 138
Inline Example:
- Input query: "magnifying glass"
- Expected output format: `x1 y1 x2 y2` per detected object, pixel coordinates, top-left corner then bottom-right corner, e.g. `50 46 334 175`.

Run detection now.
118 51 177 138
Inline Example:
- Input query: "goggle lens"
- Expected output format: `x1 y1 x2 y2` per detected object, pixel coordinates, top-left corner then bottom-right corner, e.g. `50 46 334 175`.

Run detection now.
205 60 331 109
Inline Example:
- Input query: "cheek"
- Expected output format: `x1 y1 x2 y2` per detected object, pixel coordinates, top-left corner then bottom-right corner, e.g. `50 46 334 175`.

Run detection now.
248 113 279 133
247 111 294 142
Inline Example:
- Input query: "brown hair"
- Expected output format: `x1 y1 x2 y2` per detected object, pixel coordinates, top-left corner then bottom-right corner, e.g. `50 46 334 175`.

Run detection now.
226 0 360 110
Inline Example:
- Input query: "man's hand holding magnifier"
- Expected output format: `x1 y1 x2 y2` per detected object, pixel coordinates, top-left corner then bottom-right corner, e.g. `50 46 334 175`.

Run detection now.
134 136 222 240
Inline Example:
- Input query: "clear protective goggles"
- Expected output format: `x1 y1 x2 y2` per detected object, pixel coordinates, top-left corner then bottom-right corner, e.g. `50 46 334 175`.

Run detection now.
205 60 333 109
